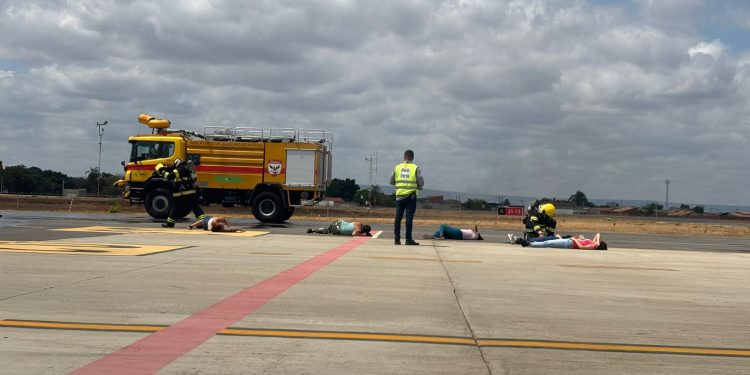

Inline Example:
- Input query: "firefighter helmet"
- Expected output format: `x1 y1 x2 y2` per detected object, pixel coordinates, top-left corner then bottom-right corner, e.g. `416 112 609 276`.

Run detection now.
538 203 556 218
173 158 183 167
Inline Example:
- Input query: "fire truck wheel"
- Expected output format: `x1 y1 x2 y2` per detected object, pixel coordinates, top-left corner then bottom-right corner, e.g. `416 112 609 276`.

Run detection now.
252 192 284 222
145 188 173 219
280 207 295 222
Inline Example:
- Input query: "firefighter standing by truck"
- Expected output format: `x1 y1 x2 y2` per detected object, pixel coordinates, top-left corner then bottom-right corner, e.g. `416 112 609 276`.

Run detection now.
155 159 205 227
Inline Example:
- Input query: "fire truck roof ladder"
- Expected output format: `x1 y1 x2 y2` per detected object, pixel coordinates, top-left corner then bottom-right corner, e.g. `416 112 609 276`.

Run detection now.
202 126 332 149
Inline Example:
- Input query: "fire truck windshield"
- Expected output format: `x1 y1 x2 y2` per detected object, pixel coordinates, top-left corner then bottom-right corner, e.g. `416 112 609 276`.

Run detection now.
130 141 175 162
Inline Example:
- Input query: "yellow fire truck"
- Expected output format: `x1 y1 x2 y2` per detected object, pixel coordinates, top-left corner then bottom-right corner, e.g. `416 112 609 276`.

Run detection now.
117 114 332 223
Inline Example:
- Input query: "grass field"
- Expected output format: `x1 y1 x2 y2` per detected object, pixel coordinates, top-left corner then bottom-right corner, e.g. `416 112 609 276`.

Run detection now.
3 194 750 237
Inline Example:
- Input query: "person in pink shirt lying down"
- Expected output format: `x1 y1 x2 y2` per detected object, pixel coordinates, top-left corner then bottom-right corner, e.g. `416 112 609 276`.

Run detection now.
511 233 607 250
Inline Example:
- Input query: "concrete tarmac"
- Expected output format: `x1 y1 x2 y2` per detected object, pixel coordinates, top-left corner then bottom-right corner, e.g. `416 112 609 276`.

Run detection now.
0 211 749 374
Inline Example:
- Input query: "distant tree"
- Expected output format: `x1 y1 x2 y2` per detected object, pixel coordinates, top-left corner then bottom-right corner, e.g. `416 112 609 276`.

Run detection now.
605 201 620 208
680 204 690 209
692 206 705 214
502 198 511 206
568 191 594 207
99 172 122 196
353 185 395 207
0 164 121 196
66 177 88 189
83 167 123 196
86 167 101 193
2 164 70 194
464 199 488 210
2 165 37 193
641 202 663 215
326 178 359 202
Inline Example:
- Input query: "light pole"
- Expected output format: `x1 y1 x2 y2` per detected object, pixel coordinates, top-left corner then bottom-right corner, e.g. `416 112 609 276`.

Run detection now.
96 120 108 197
365 152 377 206
665 180 670 214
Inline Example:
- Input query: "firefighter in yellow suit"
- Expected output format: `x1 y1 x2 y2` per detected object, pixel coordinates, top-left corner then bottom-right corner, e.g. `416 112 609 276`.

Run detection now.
155 159 205 227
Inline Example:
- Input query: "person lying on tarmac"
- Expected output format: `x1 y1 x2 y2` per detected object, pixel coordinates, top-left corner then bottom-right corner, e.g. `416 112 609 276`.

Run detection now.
423 224 483 240
188 216 245 233
508 233 607 250
508 233 572 244
307 219 372 237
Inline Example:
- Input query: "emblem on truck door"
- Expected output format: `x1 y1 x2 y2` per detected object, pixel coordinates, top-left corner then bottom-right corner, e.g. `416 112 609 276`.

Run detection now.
268 160 282 175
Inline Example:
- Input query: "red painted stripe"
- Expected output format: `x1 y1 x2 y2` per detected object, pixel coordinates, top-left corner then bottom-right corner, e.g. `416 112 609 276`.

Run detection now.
125 165 267 173
196 165 265 174
70 236 369 375
126 164 156 171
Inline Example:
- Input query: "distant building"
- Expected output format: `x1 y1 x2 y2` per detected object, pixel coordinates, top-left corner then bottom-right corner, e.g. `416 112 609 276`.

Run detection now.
720 211 750 220
667 209 694 217
548 200 577 216
600 206 639 216
321 197 346 206
63 189 87 197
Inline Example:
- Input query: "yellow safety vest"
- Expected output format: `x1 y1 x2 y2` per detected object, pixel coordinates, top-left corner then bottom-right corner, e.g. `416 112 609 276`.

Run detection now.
394 162 419 196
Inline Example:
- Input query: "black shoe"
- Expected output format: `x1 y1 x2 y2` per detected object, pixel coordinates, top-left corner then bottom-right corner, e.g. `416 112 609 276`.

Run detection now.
162 222 174 228
306 228 313 233
405 240 420 246
394 240 401 245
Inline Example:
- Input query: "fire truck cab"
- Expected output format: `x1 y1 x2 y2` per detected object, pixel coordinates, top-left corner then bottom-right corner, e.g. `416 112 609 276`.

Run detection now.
117 114 332 223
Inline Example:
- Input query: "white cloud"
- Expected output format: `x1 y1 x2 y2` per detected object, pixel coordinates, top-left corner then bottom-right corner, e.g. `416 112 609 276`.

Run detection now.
688 40 726 59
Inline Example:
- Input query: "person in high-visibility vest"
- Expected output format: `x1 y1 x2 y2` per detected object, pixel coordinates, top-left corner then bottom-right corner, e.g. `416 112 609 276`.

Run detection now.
389 150 424 245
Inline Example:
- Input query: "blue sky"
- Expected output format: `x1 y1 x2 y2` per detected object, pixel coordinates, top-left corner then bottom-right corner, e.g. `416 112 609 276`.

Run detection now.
589 0 750 52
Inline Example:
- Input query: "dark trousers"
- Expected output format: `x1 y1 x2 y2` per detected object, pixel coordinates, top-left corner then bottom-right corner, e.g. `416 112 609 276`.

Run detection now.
312 220 342 235
167 193 205 224
394 195 417 241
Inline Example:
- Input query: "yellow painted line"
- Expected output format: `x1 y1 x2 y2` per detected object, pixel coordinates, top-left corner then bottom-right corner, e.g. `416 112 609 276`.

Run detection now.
220 328 477 345
0 320 163 332
0 320 472 346
0 241 186 256
3 319 749 357
477 339 750 357
367 256 482 264
558 264 677 272
53 226 268 237
249 252 293 256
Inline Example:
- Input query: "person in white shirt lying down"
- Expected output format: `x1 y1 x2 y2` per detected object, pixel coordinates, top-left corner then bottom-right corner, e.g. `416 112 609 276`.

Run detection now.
187 216 245 232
